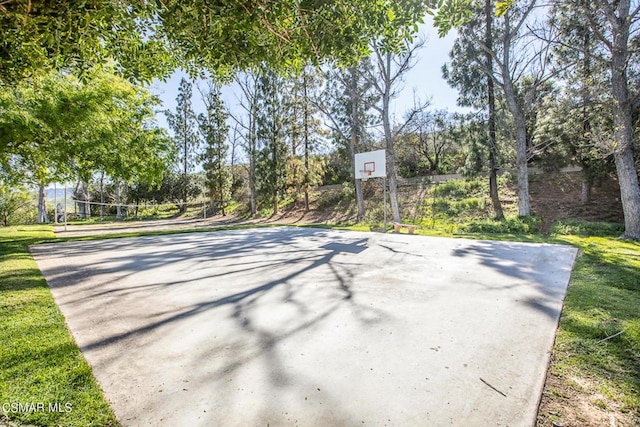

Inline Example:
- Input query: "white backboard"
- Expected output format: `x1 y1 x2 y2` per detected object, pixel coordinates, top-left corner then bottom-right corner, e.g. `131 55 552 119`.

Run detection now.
355 149 386 179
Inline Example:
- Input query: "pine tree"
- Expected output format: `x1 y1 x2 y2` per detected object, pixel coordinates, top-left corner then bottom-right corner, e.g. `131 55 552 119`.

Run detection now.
483 0 504 219
233 72 260 217
441 0 552 217
287 64 325 211
319 58 379 220
165 77 200 212
198 83 231 215
441 1 504 219
255 67 289 215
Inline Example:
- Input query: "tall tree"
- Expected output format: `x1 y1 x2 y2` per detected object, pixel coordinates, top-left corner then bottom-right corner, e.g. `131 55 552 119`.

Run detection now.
288 64 325 211
318 59 379 220
436 0 553 217
442 2 505 218
537 2 613 203
165 78 200 213
256 67 289 215
82 72 174 218
348 66 369 220
0 72 90 221
366 38 426 223
232 72 261 217
484 0 504 219
198 83 231 216
579 0 640 239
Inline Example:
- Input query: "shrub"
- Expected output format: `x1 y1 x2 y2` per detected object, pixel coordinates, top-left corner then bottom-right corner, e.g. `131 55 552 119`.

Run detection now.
428 196 486 217
452 197 484 212
431 179 484 199
316 188 348 210
342 181 355 200
550 219 624 237
364 204 386 224
459 216 541 234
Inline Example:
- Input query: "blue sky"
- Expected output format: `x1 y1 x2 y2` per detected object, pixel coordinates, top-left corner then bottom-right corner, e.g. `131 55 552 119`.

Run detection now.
150 16 463 132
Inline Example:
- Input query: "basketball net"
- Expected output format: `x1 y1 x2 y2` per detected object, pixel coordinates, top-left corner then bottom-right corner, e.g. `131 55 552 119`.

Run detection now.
360 170 372 181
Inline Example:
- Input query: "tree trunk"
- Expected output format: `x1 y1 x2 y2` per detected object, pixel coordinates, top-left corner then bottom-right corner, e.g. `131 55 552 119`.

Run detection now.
273 191 279 215
182 113 189 214
115 180 123 219
352 141 365 220
249 152 257 216
304 130 310 212
609 8 640 239
486 0 504 220
387 165 401 223
248 106 258 217
381 53 401 223
219 174 226 216
579 5 593 208
502 74 531 216
37 183 48 223
384 103 402 223
614 147 640 239
514 118 530 217
291 119 300 200
349 67 365 220
272 127 279 215
494 12 531 217
76 181 91 219
581 177 592 205
53 183 57 224
303 74 311 213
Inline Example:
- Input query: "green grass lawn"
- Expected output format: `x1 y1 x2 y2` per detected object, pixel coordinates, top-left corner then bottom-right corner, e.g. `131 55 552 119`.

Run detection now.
0 225 119 427
1 220 638 426
537 233 640 425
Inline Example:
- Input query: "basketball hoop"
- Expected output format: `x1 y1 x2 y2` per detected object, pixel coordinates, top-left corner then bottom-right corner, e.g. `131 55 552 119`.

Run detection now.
359 161 376 181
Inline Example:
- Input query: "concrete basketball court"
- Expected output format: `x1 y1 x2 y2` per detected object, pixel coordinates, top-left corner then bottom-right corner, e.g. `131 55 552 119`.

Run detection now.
31 227 577 426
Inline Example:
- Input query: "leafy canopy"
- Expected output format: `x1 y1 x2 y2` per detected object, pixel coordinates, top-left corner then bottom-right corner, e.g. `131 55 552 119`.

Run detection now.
1 0 430 84
428 0 513 37
0 1 172 83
